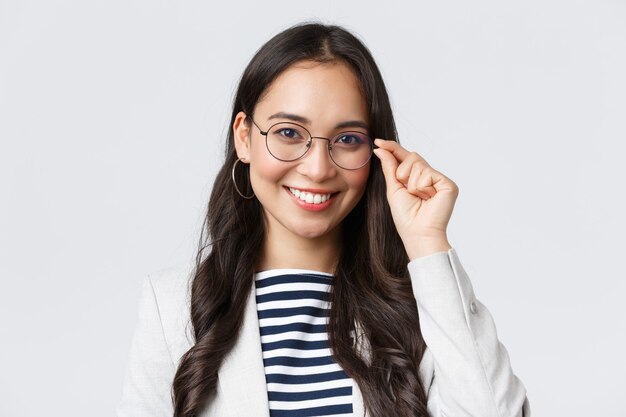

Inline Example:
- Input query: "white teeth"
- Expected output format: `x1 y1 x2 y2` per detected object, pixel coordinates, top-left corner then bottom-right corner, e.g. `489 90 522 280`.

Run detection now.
288 187 332 205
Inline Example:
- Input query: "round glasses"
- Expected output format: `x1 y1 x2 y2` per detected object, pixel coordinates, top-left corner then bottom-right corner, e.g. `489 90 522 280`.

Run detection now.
248 117 374 170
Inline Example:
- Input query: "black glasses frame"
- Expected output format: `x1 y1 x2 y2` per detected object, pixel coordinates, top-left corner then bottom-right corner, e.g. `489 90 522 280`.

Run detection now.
247 115 375 170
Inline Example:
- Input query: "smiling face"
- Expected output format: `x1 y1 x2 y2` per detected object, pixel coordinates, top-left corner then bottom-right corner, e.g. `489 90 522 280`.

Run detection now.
233 60 371 247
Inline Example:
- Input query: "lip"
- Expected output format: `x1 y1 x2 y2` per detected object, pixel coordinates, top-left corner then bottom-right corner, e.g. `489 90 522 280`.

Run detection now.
283 186 338 212
285 186 337 194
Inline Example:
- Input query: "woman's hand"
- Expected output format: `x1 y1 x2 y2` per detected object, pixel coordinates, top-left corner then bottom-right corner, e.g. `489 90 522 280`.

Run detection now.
373 139 459 260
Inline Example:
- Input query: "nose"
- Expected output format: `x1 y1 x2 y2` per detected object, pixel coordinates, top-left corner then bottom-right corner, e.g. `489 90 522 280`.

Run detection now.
296 137 337 181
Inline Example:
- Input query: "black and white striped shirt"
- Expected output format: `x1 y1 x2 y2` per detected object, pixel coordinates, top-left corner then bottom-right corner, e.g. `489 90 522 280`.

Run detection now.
254 269 354 417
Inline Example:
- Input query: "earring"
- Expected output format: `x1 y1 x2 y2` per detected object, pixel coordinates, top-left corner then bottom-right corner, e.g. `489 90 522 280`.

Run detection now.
231 158 255 199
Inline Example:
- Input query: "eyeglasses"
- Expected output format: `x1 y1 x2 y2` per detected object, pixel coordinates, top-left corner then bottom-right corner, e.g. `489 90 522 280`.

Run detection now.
247 116 374 170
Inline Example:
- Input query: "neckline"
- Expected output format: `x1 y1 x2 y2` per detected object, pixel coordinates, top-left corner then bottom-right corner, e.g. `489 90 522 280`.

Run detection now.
254 268 333 280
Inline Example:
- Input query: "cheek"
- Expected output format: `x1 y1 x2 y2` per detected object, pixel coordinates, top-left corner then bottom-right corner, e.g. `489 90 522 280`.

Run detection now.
249 156 291 188
347 167 370 196
249 141 275 179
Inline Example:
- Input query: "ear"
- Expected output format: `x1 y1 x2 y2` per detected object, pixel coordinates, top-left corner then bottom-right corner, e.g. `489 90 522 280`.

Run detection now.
233 111 252 162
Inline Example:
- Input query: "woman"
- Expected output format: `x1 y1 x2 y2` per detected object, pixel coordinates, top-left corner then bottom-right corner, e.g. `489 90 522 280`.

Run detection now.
118 22 530 417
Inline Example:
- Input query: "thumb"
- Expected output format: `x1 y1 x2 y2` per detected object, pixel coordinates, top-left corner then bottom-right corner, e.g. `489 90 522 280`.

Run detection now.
373 146 403 195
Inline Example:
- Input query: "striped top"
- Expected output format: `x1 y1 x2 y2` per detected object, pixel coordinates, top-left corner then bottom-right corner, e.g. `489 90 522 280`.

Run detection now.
254 269 354 417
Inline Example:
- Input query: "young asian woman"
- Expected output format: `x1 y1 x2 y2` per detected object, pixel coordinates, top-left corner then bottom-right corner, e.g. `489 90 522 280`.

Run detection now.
117 22 530 417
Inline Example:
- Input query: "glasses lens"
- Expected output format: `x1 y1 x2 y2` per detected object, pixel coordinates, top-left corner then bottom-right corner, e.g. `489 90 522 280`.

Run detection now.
330 132 373 169
266 122 310 161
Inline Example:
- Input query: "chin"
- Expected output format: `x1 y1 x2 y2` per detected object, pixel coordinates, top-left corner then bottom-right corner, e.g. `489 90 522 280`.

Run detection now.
294 229 331 240
290 223 337 240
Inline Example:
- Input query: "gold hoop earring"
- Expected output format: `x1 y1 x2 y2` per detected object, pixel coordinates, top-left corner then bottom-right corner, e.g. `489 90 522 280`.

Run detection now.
231 158 255 199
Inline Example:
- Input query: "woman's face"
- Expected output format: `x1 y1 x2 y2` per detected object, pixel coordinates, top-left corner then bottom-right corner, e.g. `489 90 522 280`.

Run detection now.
233 60 371 243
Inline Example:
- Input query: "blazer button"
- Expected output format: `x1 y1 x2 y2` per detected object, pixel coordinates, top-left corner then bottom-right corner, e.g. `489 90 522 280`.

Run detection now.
470 301 478 314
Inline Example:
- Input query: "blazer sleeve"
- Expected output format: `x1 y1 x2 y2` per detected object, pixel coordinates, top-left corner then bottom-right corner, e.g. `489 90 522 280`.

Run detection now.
117 276 176 417
408 247 531 417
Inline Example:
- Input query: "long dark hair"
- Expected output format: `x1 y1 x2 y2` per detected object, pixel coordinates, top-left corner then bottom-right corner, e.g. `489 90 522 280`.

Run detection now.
172 22 429 417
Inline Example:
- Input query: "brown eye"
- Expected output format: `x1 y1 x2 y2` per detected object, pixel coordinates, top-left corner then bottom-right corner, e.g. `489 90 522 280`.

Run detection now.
277 128 300 139
333 133 368 147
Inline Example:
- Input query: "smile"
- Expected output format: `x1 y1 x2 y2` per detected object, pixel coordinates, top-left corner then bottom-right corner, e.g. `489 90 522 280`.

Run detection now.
287 187 334 205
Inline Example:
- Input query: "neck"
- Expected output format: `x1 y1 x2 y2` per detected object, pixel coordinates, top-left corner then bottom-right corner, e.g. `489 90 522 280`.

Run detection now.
257 225 341 275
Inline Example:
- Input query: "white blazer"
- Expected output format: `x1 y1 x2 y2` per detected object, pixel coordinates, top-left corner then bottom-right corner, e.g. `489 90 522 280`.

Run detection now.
117 248 530 416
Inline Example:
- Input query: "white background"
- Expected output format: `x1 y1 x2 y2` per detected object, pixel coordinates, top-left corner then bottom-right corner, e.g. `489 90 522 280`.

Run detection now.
1 1 625 416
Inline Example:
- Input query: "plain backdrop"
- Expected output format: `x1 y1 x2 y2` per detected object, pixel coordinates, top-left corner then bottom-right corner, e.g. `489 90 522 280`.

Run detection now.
1 1 625 416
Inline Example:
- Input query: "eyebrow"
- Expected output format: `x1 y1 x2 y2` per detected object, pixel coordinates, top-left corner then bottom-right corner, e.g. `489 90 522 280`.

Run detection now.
267 112 369 131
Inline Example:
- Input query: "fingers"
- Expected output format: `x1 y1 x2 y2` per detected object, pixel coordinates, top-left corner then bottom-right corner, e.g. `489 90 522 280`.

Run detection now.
374 139 427 164
372 146 403 195
374 138 412 159
374 138 439 200
410 166 438 199
375 139 430 179
397 153 428 185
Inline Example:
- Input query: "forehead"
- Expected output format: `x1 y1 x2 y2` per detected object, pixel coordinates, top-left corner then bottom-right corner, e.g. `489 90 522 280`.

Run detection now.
254 60 368 125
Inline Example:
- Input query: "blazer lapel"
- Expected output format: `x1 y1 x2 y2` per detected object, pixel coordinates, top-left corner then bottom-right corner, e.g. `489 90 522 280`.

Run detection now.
218 284 271 416
353 379 366 416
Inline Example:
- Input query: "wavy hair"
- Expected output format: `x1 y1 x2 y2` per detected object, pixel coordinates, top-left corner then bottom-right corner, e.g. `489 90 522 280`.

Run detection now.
172 22 429 417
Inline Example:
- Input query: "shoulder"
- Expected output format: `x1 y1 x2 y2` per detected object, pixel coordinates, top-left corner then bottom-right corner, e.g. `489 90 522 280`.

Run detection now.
146 265 193 308
144 265 195 363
